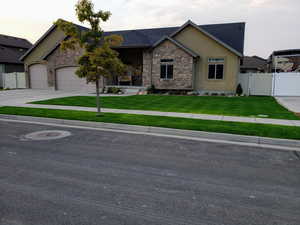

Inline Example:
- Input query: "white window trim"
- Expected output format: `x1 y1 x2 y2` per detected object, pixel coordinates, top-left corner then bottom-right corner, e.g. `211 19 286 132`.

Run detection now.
208 63 224 80
160 61 174 80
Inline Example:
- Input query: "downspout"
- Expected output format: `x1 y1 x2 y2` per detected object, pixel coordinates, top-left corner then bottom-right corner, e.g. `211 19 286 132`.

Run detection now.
273 56 277 96
150 49 153 86
237 57 241 94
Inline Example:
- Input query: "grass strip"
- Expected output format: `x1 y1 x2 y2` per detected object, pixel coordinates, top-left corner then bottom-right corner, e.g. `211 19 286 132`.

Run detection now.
31 95 299 120
1 106 300 140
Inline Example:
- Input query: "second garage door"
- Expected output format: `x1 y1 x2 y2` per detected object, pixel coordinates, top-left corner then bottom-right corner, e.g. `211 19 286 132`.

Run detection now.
56 67 95 92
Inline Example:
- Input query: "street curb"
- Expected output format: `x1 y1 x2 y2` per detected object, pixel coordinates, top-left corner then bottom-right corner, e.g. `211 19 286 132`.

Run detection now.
0 114 300 151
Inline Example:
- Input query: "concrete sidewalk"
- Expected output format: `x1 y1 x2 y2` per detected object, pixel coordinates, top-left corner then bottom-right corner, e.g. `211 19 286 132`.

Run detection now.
9 103 300 127
276 97 300 113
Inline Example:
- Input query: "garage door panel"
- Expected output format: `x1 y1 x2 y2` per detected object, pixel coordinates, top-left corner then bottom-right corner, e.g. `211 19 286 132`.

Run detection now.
29 64 48 89
56 67 95 92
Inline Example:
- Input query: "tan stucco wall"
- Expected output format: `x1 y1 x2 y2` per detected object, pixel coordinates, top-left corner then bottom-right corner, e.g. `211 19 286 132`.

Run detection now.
174 25 240 92
24 27 66 66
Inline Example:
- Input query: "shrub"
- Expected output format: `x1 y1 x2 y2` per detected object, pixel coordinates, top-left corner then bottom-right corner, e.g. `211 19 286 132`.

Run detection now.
147 85 156 94
236 84 243 96
107 87 122 94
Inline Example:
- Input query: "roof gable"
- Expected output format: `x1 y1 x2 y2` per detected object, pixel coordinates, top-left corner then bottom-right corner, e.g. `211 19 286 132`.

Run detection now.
153 36 199 58
170 20 244 57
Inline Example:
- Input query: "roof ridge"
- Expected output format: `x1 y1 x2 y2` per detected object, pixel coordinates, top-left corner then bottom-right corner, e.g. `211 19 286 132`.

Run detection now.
21 19 245 61
104 21 245 33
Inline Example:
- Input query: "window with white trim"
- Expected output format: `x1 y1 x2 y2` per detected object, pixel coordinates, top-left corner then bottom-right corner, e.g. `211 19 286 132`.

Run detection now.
208 58 224 80
160 59 174 79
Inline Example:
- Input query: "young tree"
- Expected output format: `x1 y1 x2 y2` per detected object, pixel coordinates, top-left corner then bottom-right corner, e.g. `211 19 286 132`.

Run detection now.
55 0 125 116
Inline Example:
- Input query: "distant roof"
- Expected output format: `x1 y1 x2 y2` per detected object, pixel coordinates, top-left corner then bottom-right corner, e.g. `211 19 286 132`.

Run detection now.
272 49 300 56
0 45 28 64
104 22 245 55
241 56 267 69
0 34 32 49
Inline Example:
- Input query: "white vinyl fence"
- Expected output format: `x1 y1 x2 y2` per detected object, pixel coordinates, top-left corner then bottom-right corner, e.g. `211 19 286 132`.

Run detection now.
3 72 26 89
238 72 300 96
273 73 300 96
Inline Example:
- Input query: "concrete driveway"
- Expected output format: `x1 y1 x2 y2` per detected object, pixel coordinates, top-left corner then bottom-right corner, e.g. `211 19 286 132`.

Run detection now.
276 97 300 113
0 89 92 106
0 89 129 107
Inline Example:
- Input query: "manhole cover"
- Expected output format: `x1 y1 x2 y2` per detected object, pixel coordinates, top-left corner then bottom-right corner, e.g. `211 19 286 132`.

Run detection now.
24 130 72 141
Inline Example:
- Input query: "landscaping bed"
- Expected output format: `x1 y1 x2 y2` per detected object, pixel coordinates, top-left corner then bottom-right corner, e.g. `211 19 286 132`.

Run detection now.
1 106 300 140
31 95 299 120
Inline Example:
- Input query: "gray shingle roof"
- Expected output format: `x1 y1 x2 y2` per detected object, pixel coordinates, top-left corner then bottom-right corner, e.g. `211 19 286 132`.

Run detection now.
0 34 32 49
0 45 28 64
241 56 267 69
104 22 245 55
22 20 245 61
0 34 32 64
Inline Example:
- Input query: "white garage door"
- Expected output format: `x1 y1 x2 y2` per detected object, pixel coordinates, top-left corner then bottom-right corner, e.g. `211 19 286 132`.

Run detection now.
29 64 48 89
56 67 95 92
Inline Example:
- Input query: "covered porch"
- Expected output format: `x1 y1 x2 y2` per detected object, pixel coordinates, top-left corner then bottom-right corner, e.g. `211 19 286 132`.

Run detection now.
106 48 145 87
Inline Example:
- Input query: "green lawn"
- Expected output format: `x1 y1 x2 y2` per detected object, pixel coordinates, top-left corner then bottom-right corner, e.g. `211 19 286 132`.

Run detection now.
1 106 300 140
31 95 299 120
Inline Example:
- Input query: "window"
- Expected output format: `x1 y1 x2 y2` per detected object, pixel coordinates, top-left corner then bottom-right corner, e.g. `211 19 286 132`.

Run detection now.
208 58 224 80
160 59 174 79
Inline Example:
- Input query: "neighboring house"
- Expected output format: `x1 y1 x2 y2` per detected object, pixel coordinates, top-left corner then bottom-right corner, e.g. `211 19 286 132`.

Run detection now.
240 56 267 73
267 49 300 72
0 34 32 88
21 20 245 94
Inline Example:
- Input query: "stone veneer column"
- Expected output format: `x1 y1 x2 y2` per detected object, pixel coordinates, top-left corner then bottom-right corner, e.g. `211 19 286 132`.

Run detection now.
142 50 152 87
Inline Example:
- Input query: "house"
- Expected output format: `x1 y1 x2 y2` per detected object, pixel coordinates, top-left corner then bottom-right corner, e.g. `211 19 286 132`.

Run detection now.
267 49 300 72
240 56 267 73
20 20 245 94
0 34 32 88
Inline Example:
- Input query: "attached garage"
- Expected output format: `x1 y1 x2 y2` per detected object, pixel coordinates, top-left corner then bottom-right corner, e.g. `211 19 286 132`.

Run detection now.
29 64 48 89
55 67 95 92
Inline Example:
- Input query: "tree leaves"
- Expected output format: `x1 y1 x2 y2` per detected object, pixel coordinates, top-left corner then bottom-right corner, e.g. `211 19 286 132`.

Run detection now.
54 0 125 83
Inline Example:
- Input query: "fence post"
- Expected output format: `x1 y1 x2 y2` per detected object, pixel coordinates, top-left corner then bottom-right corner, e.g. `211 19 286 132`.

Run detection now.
15 72 18 89
248 73 251 96
272 72 276 97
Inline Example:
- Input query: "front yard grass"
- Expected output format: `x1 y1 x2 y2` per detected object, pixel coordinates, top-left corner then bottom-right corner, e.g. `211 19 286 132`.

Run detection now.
31 95 299 120
1 106 300 140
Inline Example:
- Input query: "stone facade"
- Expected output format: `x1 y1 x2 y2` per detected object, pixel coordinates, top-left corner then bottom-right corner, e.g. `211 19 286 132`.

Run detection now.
142 50 152 88
149 40 194 90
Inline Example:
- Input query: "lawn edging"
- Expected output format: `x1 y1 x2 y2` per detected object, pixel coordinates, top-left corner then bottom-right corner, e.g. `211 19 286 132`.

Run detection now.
1 113 300 151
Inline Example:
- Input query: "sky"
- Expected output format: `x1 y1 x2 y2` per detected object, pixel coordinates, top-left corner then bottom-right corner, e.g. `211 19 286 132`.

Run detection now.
0 0 299 58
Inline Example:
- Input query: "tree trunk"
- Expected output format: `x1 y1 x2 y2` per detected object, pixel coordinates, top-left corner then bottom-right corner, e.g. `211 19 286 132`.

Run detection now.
96 78 101 116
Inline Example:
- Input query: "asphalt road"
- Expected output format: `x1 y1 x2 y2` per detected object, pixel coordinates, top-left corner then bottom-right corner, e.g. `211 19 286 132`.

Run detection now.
0 120 299 225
